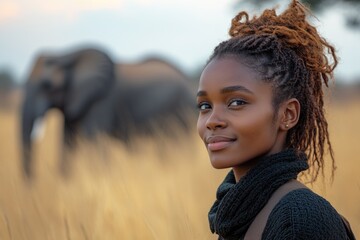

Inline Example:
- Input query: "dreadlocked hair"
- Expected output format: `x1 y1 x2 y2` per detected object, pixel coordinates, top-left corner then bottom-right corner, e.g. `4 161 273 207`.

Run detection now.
208 0 338 182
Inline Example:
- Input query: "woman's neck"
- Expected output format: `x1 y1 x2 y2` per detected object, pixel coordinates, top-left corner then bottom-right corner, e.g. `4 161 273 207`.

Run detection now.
232 148 287 182
232 159 260 182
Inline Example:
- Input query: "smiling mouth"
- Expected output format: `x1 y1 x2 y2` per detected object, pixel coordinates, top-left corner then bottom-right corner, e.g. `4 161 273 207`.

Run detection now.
206 136 236 151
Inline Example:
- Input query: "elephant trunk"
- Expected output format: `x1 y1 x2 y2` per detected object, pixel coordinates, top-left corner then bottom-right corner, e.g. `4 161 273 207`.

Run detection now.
21 84 48 177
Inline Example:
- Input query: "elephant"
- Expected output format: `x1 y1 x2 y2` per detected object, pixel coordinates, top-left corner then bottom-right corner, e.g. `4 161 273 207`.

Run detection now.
21 47 197 177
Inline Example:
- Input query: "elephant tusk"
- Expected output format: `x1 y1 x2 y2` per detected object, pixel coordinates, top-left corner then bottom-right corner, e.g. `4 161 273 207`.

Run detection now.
31 117 46 142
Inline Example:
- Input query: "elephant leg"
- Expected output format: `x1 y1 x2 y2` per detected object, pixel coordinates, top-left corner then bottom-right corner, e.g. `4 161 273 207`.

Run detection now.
59 121 77 178
59 146 72 179
22 146 33 179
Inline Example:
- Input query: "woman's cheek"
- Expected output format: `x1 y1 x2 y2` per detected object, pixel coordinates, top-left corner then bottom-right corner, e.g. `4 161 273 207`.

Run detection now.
196 115 206 139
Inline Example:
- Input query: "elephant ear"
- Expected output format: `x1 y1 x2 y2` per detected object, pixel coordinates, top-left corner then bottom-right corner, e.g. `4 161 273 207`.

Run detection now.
60 48 115 121
28 56 44 82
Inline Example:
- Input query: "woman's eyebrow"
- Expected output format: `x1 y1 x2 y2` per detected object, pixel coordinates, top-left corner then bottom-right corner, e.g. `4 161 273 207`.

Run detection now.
197 85 253 97
197 90 207 97
221 85 254 95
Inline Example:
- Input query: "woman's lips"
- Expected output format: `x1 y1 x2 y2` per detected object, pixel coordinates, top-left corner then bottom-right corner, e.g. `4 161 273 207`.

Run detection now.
206 136 236 151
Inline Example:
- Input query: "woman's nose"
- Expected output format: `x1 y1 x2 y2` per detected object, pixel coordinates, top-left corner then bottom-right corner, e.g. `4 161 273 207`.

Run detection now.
206 109 227 130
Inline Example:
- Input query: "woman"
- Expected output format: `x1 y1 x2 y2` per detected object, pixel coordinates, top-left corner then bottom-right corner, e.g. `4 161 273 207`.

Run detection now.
196 0 354 239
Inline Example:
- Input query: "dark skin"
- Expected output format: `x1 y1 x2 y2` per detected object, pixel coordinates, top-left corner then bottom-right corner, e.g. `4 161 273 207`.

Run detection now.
197 56 300 182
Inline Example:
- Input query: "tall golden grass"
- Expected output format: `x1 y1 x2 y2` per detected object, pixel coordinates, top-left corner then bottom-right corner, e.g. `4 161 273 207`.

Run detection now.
0 98 359 239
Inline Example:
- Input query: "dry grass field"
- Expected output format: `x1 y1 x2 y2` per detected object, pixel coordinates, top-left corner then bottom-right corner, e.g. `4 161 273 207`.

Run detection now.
0 95 359 239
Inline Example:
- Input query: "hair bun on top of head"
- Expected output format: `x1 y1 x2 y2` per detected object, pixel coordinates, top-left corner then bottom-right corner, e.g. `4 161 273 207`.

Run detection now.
229 0 307 38
229 0 338 84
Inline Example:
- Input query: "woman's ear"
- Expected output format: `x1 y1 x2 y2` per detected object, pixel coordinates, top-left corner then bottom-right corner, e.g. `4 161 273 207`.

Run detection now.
279 98 300 131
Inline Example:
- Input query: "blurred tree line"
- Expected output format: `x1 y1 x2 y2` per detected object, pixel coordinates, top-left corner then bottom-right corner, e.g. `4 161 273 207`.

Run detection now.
0 68 17 109
235 0 360 28
0 68 16 91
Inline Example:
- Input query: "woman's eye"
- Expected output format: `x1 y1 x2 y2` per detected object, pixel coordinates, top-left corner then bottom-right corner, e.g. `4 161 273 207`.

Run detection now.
229 99 247 107
197 102 211 111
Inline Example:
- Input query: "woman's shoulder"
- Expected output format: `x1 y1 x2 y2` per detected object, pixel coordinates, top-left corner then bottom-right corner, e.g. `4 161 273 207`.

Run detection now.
277 187 337 214
263 188 349 239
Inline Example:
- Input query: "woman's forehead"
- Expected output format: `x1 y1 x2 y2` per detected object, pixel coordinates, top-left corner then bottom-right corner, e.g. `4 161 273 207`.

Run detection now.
198 57 268 92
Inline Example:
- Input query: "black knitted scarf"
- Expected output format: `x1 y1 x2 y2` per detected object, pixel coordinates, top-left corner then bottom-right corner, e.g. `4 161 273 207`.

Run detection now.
208 149 309 240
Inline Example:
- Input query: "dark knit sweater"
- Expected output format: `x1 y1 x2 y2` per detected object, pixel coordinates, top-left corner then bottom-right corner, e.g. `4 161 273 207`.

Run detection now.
208 149 350 240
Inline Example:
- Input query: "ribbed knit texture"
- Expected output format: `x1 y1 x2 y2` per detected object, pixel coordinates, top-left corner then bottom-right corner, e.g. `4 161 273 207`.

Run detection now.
263 188 349 239
209 149 308 239
208 149 350 240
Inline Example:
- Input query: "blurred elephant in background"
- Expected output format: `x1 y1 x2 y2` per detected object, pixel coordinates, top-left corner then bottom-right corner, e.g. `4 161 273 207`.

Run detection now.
21 47 196 177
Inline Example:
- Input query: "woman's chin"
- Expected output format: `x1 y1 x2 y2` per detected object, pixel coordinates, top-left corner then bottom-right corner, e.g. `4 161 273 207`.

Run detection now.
210 159 232 169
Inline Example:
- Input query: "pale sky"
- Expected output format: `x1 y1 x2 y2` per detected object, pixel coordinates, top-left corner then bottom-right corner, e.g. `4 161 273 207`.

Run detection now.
1 0 360 83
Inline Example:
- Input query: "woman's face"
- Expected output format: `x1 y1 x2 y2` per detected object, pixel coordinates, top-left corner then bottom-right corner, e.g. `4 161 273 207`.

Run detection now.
197 56 285 171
